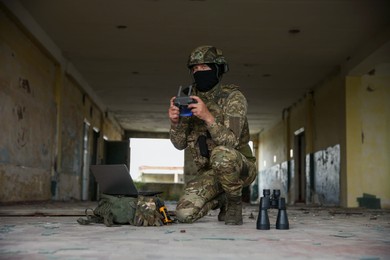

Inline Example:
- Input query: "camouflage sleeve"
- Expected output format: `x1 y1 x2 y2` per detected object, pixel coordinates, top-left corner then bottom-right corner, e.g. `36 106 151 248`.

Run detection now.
207 91 247 147
169 118 190 150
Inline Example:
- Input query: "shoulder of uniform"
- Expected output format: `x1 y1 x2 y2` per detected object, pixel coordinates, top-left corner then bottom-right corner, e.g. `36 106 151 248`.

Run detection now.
221 84 240 92
219 84 242 97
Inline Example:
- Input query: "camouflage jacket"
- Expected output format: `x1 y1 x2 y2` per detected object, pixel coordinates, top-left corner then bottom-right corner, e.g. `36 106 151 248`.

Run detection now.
170 83 256 170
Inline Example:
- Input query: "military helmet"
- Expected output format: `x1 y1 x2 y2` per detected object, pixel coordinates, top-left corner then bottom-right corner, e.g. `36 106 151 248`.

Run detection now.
187 45 229 73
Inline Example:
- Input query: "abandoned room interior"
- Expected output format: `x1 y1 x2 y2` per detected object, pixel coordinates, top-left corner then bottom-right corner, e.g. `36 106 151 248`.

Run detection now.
0 0 389 259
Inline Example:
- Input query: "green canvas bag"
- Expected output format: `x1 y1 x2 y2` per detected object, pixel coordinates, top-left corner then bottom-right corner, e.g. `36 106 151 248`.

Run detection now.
77 194 164 227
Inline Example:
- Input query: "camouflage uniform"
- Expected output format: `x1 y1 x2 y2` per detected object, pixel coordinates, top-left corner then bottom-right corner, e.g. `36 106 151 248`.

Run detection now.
170 82 257 223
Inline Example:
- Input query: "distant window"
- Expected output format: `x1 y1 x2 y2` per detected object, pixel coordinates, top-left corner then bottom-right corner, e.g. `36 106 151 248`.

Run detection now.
129 138 184 181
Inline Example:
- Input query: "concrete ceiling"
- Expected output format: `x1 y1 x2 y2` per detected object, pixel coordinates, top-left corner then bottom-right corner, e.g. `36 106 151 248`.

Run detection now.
18 0 390 134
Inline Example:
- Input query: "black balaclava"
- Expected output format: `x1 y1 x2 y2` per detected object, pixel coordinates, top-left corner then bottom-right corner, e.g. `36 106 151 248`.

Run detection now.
193 64 222 92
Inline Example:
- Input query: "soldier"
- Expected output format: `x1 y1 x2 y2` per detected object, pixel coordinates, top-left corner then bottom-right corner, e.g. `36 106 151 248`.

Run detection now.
168 45 256 225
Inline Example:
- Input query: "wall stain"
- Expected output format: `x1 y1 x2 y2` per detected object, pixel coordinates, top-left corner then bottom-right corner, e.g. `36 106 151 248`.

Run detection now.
12 104 28 148
17 126 28 148
13 104 26 120
19 78 31 94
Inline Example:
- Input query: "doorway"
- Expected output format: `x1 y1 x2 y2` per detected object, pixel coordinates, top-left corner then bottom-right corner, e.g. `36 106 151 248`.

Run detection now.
294 131 306 203
104 140 130 168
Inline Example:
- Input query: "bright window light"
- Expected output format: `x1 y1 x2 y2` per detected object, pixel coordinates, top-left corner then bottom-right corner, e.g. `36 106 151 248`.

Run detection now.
129 138 184 181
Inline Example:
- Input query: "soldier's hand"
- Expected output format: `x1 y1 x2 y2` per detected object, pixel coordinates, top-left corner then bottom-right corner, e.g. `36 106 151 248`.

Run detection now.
188 96 215 125
169 96 180 127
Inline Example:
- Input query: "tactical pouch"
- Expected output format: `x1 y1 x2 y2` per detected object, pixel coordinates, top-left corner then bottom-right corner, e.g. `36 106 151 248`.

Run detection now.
77 194 137 227
197 135 209 158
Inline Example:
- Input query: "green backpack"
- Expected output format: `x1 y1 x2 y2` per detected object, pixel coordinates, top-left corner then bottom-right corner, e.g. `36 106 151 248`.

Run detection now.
77 194 166 227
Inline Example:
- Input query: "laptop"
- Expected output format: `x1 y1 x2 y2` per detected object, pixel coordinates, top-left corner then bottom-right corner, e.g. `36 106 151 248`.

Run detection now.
90 164 162 197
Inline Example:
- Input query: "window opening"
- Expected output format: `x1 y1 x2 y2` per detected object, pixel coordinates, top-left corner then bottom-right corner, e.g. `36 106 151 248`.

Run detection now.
129 138 184 184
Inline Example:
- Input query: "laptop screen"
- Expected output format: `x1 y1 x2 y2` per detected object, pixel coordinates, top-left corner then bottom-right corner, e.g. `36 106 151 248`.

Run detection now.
90 164 138 197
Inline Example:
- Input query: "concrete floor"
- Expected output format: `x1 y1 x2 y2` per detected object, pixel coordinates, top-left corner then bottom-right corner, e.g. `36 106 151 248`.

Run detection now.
0 201 389 260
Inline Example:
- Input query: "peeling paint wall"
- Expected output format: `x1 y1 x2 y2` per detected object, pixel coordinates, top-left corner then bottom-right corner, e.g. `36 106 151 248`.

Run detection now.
0 6 123 202
258 162 289 200
0 7 56 201
56 76 84 200
312 144 340 205
258 144 341 206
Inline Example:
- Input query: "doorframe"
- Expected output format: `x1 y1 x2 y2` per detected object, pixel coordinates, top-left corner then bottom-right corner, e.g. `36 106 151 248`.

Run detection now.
81 120 90 201
294 128 306 204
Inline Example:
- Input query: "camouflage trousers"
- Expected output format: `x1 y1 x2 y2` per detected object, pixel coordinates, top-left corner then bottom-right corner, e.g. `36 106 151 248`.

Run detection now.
175 146 256 223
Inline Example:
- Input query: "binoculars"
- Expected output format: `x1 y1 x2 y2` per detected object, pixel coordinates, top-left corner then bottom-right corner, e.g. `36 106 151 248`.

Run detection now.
256 189 289 230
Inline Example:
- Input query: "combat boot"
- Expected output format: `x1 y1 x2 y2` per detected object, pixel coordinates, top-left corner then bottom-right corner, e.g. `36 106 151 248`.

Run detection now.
225 195 243 225
212 193 227 221
217 193 227 221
